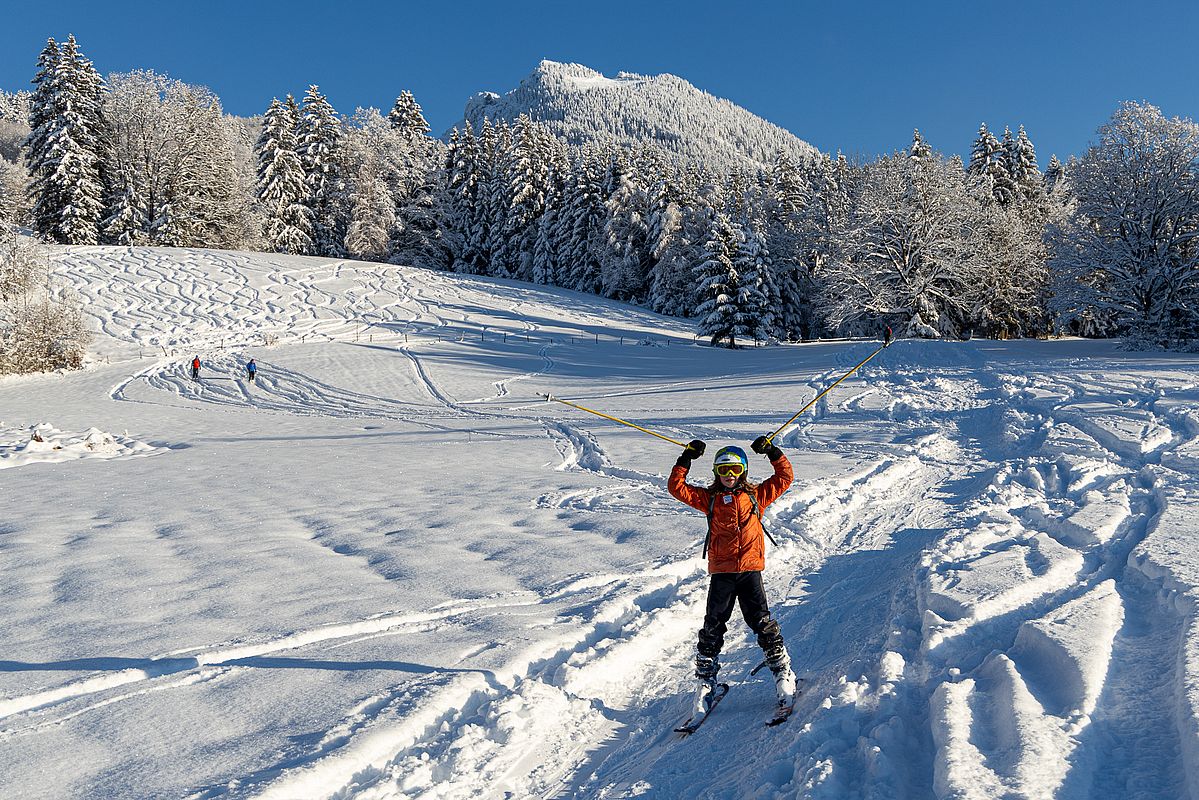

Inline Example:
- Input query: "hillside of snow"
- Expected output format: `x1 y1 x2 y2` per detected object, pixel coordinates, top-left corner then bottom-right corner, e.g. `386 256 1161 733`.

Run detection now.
457 60 820 170
3 246 1199 799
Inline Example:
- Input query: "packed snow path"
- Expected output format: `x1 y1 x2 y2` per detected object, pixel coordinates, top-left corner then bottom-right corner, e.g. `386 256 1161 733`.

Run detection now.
3 246 1199 799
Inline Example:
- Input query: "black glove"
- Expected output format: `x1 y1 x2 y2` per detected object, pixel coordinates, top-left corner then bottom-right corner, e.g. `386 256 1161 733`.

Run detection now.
751 435 784 461
676 439 706 468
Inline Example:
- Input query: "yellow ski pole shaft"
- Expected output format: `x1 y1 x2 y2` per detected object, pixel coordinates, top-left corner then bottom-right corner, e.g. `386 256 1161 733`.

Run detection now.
538 393 689 448
766 332 894 444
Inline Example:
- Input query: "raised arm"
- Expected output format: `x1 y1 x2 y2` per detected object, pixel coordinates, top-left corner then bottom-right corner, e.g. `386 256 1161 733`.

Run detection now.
668 439 711 513
751 436 793 507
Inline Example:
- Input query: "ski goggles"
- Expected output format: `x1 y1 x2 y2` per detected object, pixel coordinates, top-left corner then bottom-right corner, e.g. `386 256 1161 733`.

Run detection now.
714 463 745 478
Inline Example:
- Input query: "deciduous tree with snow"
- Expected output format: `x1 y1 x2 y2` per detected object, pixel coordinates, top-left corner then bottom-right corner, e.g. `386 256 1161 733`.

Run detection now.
1048 101 1199 344
822 132 980 338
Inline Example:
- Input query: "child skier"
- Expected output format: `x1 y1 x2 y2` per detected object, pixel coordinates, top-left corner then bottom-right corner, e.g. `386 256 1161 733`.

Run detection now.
246 358 257 383
190 356 201 381
669 436 797 716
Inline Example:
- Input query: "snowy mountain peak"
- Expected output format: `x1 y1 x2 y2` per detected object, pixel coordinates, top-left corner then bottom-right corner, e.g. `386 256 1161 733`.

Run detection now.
454 60 819 170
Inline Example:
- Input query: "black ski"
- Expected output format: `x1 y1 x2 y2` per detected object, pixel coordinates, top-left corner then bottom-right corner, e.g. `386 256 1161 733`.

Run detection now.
674 682 729 736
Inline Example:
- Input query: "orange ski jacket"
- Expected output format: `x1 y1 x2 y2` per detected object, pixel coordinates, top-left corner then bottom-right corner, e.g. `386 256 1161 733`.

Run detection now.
668 454 793 573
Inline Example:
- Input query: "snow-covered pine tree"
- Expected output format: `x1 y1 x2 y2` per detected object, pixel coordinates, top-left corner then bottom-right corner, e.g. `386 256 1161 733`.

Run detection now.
1009 125 1042 202
967 123 1016 206
992 127 1022 205
649 195 707 317
763 151 814 340
645 172 682 266
25 35 106 244
1048 101 1199 344
560 147 606 294
54 35 105 245
1043 154 1066 197
693 208 743 347
441 121 479 272
600 153 652 301
297 85 348 257
480 119 515 276
100 180 147 245
379 91 447 269
387 89 437 200
532 140 569 285
789 152 855 340
463 118 498 275
910 129 933 164
771 151 809 223
492 115 550 280
732 216 777 342
644 168 691 314
388 171 450 269
388 91 432 141
254 96 314 254
18 39 59 229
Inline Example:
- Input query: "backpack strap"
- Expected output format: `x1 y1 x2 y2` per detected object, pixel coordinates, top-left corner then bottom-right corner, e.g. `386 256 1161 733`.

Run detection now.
749 492 779 547
703 493 716 559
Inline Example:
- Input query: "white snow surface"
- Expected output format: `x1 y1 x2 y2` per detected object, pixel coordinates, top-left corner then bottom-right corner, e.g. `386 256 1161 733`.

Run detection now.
3 245 1199 799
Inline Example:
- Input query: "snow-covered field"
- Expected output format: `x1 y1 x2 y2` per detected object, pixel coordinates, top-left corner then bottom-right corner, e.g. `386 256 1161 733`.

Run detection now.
3 246 1199 799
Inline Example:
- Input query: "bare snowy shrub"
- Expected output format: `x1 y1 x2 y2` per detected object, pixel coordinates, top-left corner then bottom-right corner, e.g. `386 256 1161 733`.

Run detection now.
0 232 90 374
0 230 41 301
0 158 30 228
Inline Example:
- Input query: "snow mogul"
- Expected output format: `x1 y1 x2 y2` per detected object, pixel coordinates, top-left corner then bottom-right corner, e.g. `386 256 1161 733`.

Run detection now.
668 437 797 717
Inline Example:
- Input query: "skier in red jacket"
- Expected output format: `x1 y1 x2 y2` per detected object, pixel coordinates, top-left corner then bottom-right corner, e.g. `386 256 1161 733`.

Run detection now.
669 436 797 715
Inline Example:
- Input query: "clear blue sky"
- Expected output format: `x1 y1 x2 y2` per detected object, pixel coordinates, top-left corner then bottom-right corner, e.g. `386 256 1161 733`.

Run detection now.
3 0 1197 164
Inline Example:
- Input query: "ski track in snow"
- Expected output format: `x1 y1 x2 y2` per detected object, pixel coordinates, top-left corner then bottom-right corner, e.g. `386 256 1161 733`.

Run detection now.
865 360 1198 800
9 247 1199 799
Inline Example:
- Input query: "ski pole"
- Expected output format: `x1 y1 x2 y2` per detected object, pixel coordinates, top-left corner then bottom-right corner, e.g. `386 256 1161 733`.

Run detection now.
765 328 893 444
538 393 689 448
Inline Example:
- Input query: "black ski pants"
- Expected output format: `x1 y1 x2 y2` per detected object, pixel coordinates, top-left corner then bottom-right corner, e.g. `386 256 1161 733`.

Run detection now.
697 571 784 659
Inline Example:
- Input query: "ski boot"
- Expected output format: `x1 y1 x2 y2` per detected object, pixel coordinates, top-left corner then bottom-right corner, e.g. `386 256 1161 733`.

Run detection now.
766 647 796 708
694 653 720 715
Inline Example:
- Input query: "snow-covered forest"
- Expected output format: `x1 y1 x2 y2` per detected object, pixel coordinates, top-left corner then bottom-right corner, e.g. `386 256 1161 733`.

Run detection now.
4 37 1199 371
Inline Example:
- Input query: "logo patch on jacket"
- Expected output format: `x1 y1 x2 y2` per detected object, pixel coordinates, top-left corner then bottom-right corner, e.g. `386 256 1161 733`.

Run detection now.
722 495 733 504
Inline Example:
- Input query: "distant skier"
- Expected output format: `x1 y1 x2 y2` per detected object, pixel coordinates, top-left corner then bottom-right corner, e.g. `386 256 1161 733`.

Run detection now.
190 356 201 381
246 358 257 383
669 436 797 717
